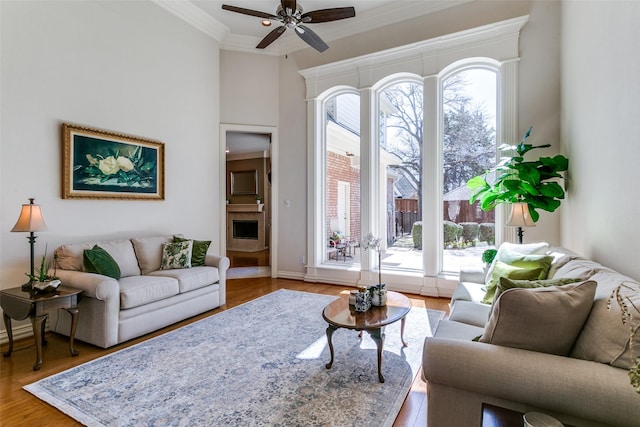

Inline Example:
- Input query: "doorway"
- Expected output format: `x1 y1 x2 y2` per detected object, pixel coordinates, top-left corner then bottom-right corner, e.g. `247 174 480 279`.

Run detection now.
220 124 278 279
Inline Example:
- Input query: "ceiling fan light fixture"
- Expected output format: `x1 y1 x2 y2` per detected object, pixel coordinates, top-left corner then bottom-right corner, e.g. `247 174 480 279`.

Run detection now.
222 1 356 53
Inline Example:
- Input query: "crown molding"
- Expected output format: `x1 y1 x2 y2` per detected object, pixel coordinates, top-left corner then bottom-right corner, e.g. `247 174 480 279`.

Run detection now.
153 0 476 56
151 0 228 42
299 15 529 98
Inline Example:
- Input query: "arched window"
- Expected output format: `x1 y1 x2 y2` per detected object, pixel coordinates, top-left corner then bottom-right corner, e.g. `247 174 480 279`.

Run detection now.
300 17 526 294
441 64 498 273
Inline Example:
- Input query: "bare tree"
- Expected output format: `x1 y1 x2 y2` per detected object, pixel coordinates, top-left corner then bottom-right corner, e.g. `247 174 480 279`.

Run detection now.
382 75 474 215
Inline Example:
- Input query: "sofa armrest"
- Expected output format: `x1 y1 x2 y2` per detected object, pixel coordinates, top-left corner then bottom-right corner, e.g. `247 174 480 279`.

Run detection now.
423 337 640 426
205 254 230 306
205 254 230 271
54 269 119 301
459 266 486 284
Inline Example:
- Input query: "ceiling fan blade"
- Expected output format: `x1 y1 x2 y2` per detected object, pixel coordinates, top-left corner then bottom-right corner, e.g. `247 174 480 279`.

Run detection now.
295 25 329 52
301 7 356 23
281 0 297 15
221 4 278 20
256 26 286 49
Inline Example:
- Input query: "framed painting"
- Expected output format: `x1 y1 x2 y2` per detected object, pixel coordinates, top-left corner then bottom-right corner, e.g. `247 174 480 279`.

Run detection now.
230 170 258 195
62 123 165 200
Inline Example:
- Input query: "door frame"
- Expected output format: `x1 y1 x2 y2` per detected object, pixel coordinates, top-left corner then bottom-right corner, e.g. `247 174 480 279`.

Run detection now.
219 123 278 277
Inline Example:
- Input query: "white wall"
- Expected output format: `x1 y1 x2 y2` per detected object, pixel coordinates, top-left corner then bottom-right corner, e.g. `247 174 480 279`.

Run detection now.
0 0 221 293
561 1 640 280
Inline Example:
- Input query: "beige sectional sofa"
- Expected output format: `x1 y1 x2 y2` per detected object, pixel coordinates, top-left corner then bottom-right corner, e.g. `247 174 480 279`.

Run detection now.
48 235 229 348
423 243 640 427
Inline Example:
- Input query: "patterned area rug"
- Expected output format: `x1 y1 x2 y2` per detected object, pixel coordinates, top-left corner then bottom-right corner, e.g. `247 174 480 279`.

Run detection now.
25 289 444 427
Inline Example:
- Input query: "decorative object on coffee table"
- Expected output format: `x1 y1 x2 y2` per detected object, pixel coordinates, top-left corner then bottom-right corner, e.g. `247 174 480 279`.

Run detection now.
323 290 411 382
10 198 48 291
362 233 387 306
354 286 371 312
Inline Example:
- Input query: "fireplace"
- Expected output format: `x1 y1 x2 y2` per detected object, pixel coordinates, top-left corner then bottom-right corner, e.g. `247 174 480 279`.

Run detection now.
233 220 258 240
226 207 266 252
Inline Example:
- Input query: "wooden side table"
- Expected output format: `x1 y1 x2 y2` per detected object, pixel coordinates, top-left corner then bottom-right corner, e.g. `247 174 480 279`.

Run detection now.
1 285 82 371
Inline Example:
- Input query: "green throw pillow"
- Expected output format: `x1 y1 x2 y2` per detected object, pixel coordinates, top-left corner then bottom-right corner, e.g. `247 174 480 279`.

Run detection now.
482 259 552 304
173 236 211 267
495 276 582 302
84 245 121 279
161 240 193 270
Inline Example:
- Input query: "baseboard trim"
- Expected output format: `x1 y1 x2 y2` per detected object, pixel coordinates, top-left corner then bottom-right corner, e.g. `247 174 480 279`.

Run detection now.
0 323 34 345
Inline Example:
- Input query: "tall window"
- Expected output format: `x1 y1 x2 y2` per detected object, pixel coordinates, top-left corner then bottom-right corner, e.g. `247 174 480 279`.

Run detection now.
379 81 424 272
441 68 497 272
324 92 361 264
302 16 525 293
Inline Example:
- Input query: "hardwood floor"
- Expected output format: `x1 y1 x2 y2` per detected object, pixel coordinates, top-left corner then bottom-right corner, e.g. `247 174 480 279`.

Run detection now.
0 277 449 426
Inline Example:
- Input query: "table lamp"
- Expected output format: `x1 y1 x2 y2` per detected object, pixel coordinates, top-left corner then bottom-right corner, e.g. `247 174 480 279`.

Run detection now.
506 202 535 244
11 198 48 288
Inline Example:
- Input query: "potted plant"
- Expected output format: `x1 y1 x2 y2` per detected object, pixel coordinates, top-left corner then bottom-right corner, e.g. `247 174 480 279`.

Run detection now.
24 246 60 292
362 233 386 306
467 127 569 222
255 195 262 204
481 249 497 268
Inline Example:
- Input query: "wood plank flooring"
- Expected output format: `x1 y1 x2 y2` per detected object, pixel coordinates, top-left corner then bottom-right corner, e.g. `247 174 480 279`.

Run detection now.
0 277 449 426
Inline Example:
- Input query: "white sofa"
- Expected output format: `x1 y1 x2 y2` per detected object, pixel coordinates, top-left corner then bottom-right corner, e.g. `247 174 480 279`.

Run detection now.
48 235 229 348
423 243 640 427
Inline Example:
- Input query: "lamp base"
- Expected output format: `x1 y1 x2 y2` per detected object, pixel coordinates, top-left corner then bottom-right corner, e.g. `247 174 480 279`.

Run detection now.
516 226 524 244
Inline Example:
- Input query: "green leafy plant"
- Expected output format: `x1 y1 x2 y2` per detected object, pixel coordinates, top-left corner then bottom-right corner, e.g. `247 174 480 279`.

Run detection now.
481 249 497 265
26 246 58 283
467 127 569 222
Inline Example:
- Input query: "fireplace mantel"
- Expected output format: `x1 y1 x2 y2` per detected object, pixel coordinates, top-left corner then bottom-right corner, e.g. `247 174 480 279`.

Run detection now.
226 203 264 213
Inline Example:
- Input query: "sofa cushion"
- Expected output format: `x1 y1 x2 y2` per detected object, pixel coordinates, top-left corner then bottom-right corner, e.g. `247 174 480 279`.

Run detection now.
493 276 582 304
173 236 211 267
482 260 550 304
160 240 193 270
149 266 220 293
479 280 596 356
83 245 121 280
55 239 140 277
571 271 640 370
546 246 585 278
131 235 175 274
119 275 180 309
485 242 549 283
433 319 485 341
550 258 601 281
448 300 491 328
451 281 487 304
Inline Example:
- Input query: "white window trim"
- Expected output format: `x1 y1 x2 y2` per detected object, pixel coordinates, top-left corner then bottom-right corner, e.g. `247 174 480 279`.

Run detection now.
300 16 528 297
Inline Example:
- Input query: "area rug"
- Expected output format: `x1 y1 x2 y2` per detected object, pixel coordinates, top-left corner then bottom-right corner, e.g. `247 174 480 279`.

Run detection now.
25 289 444 427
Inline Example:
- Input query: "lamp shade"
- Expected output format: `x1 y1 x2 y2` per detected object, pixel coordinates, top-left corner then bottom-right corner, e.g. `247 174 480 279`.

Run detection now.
11 199 48 232
506 202 535 227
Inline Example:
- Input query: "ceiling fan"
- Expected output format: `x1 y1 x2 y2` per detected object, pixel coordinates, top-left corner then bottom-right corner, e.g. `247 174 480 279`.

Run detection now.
221 0 356 52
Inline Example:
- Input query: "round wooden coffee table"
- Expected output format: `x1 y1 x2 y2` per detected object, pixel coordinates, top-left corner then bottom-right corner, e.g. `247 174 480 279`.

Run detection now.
322 290 411 383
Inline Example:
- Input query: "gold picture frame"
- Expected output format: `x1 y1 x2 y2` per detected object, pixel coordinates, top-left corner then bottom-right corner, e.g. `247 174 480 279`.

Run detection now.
62 123 165 200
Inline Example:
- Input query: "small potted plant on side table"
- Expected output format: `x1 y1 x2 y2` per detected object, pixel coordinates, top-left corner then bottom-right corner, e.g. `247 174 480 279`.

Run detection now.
24 246 60 293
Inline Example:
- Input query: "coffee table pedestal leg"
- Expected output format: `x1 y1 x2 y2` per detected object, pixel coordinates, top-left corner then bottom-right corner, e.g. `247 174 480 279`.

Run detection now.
325 324 338 369
368 327 386 383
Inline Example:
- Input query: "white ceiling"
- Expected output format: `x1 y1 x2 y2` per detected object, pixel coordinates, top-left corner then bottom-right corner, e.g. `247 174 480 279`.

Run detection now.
154 0 472 55
156 0 472 154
